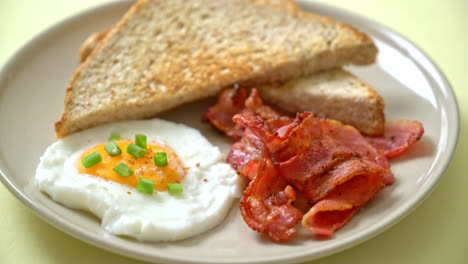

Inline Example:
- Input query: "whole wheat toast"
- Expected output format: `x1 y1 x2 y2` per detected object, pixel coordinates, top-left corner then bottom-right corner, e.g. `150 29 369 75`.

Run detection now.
55 0 377 137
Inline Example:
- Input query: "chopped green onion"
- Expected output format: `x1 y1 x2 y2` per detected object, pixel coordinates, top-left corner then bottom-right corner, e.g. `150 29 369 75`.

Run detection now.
167 183 183 194
154 152 168 167
112 163 134 177
136 178 156 194
126 143 148 159
104 142 122 156
135 134 147 149
108 132 123 141
81 152 102 168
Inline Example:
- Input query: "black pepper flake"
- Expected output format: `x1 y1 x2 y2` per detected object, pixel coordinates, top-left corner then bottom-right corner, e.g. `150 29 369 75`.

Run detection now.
203 178 208 182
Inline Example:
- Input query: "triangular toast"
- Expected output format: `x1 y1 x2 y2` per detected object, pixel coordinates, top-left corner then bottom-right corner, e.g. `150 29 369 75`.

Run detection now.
55 0 377 137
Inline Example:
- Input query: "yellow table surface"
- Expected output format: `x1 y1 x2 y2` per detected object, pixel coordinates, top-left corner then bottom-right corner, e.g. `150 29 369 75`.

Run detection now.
1 0 467 263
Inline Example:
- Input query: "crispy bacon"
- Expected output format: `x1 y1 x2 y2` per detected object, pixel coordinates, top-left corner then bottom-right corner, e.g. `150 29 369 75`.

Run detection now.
203 85 248 140
240 159 303 242
206 88 424 241
227 129 268 180
203 87 288 140
226 89 291 180
302 170 384 236
233 110 388 237
319 118 394 186
365 120 424 158
300 159 386 204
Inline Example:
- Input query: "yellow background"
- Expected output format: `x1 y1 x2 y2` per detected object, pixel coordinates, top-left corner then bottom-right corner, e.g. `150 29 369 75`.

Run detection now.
1 0 467 263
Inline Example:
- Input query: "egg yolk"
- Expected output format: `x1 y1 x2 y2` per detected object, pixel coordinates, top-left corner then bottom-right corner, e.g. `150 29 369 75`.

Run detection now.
78 141 185 191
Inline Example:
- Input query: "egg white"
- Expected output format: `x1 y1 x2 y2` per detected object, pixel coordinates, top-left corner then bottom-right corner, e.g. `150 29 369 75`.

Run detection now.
35 119 242 242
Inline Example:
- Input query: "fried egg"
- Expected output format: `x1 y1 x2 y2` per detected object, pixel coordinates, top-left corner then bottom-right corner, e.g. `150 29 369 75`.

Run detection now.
35 119 242 241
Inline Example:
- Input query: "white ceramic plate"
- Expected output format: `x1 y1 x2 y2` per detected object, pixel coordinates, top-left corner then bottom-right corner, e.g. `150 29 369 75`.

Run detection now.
0 1 458 263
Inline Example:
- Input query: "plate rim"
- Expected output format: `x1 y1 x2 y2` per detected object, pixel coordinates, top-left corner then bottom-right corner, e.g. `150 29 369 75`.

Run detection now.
0 0 460 263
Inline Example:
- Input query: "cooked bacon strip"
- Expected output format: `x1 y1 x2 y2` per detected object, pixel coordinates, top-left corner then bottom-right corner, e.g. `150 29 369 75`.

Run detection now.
226 91 293 180
302 170 384 236
227 129 268 180
213 89 421 239
320 119 394 185
240 159 303 242
233 111 390 237
366 120 424 158
204 87 288 140
203 85 248 140
300 159 386 204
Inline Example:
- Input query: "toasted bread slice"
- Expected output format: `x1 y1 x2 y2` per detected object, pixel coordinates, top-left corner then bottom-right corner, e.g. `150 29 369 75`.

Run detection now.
258 68 385 135
55 0 377 137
